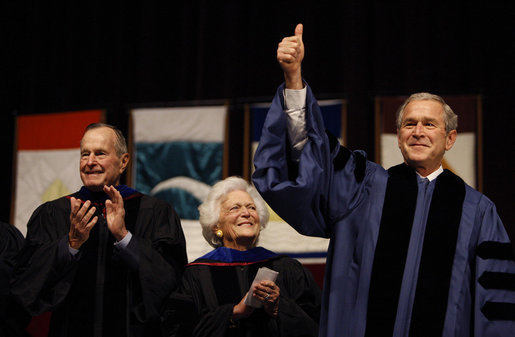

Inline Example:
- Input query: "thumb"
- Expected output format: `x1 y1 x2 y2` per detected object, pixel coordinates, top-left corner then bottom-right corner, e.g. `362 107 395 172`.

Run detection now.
295 23 303 41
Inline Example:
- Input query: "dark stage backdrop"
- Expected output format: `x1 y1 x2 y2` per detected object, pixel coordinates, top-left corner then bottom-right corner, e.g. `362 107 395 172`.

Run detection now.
3 2 514 235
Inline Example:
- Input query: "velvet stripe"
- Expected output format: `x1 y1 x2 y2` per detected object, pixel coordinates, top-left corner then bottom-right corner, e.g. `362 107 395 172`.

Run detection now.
478 271 515 291
477 241 515 261
409 170 465 336
481 302 515 321
365 164 418 337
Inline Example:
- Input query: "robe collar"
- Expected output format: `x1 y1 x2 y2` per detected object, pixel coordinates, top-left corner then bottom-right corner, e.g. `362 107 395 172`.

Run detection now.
190 246 280 266
416 165 443 181
78 185 138 203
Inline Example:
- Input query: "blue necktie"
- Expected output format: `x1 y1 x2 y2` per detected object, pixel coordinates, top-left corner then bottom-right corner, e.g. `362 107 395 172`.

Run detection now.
419 177 429 193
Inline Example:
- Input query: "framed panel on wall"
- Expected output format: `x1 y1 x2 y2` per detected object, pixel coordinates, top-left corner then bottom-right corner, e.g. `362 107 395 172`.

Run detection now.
129 104 228 261
13 109 104 337
12 109 104 236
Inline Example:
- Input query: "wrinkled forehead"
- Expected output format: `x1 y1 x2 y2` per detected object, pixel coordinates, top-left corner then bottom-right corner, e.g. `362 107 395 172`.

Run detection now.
81 127 117 149
221 190 254 206
402 99 444 120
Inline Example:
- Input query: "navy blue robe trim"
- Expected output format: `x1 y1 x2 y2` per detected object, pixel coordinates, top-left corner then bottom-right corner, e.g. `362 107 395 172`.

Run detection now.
477 241 515 260
189 247 280 266
71 185 141 206
365 164 418 337
409 169 465 337
481 302 515 321
479 271 515 290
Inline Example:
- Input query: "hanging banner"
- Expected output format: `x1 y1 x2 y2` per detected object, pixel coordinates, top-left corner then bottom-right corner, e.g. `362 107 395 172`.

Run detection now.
13 110 104 236
130 105 227 260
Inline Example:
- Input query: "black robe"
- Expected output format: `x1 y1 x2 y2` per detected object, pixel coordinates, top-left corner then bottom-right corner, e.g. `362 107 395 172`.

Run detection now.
0 222 30 337
11 186 188 337
163 247 321 337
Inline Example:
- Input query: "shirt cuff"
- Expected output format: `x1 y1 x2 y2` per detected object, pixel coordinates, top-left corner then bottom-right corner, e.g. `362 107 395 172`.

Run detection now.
113 231 132 250
68 245 79 256
284 87 307 111
59 235 80 265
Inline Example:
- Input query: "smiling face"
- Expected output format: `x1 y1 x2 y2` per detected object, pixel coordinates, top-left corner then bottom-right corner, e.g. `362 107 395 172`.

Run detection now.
79 127 129 192
397 100 456 176
215 190 261 251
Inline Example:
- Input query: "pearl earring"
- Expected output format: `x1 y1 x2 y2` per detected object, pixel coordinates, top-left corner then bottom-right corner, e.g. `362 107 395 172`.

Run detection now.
215 229 223 238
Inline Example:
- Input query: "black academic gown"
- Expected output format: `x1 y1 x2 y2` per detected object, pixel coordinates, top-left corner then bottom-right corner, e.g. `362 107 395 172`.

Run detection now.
0 222 30 337
163 247 321 337
11 186 188 337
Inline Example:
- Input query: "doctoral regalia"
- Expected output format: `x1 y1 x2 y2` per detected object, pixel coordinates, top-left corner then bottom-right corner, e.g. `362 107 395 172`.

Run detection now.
11 185 187 337
163 246 320 337
0 222 30 337
252 83 515 336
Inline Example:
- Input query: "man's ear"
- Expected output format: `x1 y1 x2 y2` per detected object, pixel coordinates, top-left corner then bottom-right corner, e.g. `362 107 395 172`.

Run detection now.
120 153 130 173
445 130 457 151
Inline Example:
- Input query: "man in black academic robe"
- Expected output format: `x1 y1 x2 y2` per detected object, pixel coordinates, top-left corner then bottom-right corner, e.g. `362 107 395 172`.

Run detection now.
11 123 187 337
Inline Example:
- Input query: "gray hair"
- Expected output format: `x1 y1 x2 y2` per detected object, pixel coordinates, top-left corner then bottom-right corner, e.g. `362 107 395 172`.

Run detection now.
81 123 128 157
199 176 270 248
396 92 458 133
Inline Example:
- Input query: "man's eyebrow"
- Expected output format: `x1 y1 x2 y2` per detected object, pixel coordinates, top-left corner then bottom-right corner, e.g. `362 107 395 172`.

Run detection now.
402 117 417 123
422 117 439 123
403 116 438 123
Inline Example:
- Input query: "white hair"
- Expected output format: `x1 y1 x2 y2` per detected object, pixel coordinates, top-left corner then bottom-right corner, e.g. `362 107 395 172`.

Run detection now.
198 176 269 248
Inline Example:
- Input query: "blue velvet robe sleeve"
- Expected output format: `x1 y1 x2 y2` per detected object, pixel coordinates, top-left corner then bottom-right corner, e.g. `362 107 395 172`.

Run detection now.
473 196 515 335
253 83 377 238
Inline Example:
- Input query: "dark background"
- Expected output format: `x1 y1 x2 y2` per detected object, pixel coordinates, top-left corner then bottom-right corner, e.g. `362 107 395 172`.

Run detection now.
3 2 514 237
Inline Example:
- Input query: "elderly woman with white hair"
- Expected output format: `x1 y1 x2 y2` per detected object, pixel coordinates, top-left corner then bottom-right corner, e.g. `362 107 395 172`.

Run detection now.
163 176 321 337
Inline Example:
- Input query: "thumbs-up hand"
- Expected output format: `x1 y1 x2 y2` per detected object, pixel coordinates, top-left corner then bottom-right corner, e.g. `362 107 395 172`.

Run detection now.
277 23 304 89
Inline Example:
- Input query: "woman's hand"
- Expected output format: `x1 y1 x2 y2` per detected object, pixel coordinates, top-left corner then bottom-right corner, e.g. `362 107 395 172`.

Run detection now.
254 280 280 317
232 292 254 321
